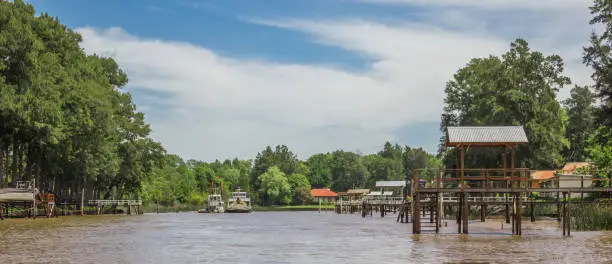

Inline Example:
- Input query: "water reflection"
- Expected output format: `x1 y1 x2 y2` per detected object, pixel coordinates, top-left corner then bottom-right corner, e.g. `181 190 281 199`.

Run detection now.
1 212 612 263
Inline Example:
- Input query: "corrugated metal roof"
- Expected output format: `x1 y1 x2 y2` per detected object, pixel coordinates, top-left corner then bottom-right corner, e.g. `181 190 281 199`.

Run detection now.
367 191 394 196
446 126 528 146
375 181 405 187
347 189 370 194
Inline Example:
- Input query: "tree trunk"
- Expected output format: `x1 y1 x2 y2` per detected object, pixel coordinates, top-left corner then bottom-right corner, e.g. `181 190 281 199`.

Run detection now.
80 187 85 216
17 144 24 181
25 145 32 181
11 144 18 184
0 143 4 188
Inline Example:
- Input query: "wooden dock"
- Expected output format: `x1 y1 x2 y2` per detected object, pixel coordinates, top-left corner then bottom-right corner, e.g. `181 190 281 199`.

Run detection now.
334 126 611 237
88 200 143 215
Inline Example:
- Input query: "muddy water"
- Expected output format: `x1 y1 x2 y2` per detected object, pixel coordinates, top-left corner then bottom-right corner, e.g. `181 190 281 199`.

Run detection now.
1 212 612 263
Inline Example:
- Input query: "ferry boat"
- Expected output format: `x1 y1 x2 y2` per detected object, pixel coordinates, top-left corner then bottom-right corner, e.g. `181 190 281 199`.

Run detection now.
226 188 252 213
199 182 224 213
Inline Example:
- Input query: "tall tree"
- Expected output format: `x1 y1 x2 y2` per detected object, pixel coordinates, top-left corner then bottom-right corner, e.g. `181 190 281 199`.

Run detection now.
305 153 332 188
441 39 571 169
563 86 596 162
584 0 612 140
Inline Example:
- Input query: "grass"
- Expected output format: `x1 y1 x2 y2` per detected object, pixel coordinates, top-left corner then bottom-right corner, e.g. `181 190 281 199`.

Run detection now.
253 204 335 212
570 204 612 231
142 204 202 213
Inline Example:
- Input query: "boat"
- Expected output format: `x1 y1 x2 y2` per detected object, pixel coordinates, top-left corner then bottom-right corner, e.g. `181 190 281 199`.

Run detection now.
225 188 252 213
199 182 225 213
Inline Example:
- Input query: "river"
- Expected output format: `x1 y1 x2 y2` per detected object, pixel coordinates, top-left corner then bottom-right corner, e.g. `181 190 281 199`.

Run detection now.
1 211 612 263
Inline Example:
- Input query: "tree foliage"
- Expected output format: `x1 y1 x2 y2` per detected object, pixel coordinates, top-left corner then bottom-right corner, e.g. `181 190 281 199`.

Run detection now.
441 39 570 169
258 166 292 205
564 86 597 162
0 0 165 203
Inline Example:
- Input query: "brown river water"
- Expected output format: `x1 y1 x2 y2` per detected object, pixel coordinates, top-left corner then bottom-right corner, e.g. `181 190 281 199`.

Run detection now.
1 211 612 264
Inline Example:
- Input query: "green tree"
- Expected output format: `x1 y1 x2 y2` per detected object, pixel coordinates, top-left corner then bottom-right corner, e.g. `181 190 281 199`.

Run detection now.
257 166 291 205
330 150 369 191
441 39 570 169
305 153 332 188
564 86 597 162
584 0 612 140
287 173 311 204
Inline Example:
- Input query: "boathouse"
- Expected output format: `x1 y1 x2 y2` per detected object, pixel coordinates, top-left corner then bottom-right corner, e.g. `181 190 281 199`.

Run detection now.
311 188 337 203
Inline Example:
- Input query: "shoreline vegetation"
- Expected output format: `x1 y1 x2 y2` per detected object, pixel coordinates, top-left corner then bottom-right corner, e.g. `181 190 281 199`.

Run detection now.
0 0 611 233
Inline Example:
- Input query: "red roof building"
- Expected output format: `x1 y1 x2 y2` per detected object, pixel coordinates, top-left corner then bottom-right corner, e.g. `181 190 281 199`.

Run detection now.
530 170 555 188
311 188 337 203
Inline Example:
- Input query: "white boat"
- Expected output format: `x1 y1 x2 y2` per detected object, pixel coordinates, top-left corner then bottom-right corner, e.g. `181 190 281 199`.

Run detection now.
226 188 252 213
199 183 225 214
205 194 224 213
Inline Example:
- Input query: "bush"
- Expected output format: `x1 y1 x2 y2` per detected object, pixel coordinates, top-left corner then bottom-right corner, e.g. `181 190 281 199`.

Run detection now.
188 193 205 206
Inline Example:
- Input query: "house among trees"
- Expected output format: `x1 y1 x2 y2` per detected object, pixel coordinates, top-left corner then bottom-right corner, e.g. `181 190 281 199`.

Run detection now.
310 188 337 203
530 170 555 188
561 162 593 174
533 162 595 192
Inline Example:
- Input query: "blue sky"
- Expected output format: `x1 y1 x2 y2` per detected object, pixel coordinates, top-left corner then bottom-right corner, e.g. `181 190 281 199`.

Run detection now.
28 0 594 161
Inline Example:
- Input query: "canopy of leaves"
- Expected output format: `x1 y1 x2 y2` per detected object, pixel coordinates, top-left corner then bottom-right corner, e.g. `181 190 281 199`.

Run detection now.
0 0 165 202
564 86 596 162
440 39 570 169
258 166 292 205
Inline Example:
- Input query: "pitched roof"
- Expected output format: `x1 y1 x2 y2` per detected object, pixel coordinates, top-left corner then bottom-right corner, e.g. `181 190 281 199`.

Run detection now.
562 162 592 173
445 126 529 147
367 191 394 196
375 181 405 187
311 188 337 197
530 170 555 180
347 189 370 194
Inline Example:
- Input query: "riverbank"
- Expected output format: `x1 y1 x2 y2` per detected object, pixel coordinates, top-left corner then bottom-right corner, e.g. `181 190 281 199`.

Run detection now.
253 205 335 212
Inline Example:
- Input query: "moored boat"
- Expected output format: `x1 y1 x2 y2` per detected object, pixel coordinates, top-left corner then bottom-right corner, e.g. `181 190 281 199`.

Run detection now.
199 182 225 213
226 188 252 213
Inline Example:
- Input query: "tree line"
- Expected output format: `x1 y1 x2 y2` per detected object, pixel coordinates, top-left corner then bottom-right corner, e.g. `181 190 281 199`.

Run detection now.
2 0 612 208
0 1 165 204
140 143 439 206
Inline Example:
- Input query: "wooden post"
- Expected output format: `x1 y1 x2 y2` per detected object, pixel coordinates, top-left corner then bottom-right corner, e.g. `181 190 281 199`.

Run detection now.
503 148 507 199
562 192 567 236
580 176 584 202
530 203 535 222
511 193 516 235
460 146 465 192
505 203 510 224
462 192 468 234
413 192 421 234
457 194 462 224
567 192 571 236
435 194 440 233
430 202 434 223
480 203 485 222
517 192 522 236
557 191 561 222
80 187 84 216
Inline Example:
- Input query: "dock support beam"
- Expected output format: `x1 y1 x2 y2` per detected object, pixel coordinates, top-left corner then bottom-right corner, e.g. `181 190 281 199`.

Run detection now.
462 192 468 234
480 203 485 222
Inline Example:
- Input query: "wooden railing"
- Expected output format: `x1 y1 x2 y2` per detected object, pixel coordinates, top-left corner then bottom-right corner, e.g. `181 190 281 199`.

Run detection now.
88 200 142 206
413 168 607 193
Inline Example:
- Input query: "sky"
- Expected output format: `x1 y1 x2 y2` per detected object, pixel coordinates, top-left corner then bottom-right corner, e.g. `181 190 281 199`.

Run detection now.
27 0 595 161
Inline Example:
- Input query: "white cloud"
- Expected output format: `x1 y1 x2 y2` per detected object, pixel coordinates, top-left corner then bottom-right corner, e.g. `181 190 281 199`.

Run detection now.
354 0 589 10
76 1 594 161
